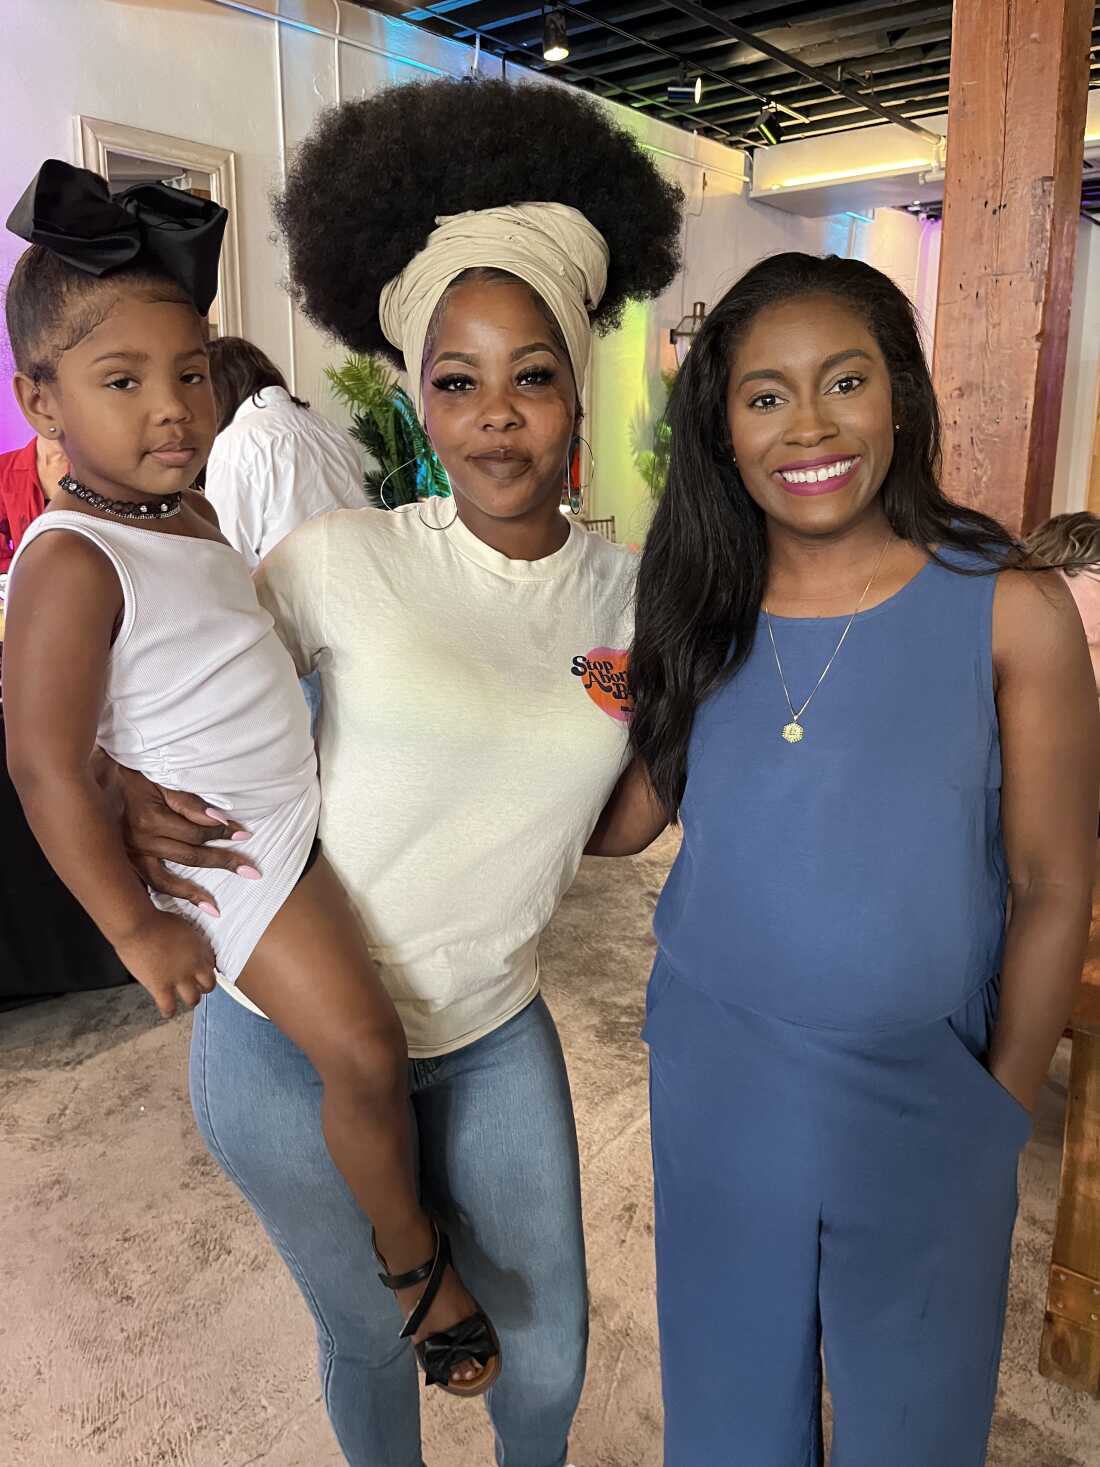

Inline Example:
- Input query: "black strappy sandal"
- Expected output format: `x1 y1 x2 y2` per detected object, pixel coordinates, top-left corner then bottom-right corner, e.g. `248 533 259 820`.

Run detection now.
373 1220 502 1397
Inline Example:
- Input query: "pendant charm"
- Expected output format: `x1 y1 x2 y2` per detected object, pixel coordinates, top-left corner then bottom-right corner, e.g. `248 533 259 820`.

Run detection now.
781 720 805 744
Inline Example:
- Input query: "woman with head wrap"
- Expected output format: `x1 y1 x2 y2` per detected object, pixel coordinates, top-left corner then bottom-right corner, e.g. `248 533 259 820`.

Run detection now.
107 77 682 1465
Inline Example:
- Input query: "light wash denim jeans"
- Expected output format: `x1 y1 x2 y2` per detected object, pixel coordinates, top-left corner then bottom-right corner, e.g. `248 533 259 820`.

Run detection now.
300 670 322 736
190 987 587 1467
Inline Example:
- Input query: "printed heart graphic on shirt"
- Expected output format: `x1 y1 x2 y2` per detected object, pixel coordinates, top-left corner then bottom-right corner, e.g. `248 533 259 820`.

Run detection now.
571 647 633 723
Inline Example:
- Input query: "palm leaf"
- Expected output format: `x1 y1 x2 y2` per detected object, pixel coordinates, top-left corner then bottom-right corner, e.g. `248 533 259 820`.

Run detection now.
632 367 678 500
325 355 398 412
326 354 449 508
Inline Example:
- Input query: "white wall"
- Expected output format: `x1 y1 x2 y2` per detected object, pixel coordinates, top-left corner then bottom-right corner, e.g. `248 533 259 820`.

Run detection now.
1053 220 1100 515
585 129 853 544
913 218 942 355
848 207 924 307
0 0 286 451
0 0 927 543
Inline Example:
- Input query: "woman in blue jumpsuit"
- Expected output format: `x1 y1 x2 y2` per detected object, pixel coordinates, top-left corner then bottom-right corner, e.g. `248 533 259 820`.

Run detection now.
588 254 1099 1464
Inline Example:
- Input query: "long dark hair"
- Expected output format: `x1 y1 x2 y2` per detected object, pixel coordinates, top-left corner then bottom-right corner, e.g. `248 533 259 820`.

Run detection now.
207 336 309 433
629 252 1021 815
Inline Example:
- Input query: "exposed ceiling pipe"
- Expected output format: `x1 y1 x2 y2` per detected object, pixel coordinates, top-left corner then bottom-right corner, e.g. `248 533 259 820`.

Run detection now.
660 0 943 143
398 1 743 141
551 0 809 124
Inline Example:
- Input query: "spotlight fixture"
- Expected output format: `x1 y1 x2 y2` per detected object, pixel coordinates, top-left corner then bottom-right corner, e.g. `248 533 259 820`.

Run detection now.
667 71 703 106
751 102 782 146
543 6 570 64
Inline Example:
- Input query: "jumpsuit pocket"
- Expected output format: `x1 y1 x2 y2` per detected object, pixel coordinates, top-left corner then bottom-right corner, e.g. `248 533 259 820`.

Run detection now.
939 1016 1033 1147
641 954 676 1046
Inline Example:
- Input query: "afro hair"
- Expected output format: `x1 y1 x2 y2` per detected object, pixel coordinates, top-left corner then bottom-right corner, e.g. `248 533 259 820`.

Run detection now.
274 77 684 362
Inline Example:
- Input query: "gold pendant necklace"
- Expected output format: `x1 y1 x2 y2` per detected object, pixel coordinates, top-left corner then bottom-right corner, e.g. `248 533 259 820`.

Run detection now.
763 537 892 746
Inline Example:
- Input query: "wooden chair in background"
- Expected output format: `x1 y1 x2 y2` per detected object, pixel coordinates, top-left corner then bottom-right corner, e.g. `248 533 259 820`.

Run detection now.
581 516 616 542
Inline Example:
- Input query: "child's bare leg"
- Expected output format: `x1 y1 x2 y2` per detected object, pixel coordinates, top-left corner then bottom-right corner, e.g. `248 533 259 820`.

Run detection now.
236 855 482 1382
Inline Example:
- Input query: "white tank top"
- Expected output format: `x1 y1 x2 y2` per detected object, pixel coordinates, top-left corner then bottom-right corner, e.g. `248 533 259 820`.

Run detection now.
8 512 321 1000
11 512 317 817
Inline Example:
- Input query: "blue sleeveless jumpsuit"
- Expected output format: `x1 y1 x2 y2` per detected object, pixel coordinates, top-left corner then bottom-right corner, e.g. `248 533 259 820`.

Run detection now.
645 553 1031 1466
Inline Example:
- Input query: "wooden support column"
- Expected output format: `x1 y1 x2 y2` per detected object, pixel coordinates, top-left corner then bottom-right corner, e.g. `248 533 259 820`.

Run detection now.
932 0 1093 535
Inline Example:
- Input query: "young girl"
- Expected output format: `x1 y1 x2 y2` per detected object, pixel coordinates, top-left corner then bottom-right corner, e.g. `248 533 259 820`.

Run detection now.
597 254 1098 1464
2 159 499 1398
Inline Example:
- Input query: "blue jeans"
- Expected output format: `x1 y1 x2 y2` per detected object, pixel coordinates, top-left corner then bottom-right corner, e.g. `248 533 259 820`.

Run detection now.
190 986 587 1467
300 670 321 736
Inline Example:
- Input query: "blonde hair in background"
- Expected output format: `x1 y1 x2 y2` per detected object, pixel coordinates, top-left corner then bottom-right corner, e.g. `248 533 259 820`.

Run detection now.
1022 512 1100 576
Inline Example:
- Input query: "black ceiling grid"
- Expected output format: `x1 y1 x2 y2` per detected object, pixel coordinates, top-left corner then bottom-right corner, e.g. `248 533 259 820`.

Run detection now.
385 1 1099 148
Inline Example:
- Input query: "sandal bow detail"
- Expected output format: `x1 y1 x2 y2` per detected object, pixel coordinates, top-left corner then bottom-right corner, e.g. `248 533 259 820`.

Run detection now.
373 1220 502 1397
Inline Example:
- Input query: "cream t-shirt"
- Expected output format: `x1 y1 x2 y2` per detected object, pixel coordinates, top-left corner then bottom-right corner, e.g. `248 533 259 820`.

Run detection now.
254 501 637 1057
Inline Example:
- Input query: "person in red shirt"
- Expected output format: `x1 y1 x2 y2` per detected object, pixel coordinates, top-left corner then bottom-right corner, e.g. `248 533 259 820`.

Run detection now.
0 431 68 573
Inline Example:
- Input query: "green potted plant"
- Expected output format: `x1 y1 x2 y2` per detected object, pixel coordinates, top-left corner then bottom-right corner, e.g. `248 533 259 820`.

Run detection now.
325 353 451 508
633 367 677 499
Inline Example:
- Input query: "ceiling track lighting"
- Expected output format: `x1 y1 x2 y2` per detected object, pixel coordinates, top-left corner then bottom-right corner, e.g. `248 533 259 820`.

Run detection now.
667 69 703 106
543 6 570 64
751 102 782 147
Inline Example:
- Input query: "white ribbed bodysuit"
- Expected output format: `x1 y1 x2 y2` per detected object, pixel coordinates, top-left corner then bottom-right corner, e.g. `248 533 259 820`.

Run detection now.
10 512 320 1009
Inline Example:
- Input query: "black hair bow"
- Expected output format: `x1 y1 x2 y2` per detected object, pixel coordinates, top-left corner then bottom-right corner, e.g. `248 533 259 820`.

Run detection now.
6 159 228 314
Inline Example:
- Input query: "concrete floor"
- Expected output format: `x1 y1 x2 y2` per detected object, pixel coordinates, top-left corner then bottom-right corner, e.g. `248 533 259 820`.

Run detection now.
2 830 1098 1465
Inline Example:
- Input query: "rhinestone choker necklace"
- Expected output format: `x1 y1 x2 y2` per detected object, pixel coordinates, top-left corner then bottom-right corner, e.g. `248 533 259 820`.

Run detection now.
59 473 183 521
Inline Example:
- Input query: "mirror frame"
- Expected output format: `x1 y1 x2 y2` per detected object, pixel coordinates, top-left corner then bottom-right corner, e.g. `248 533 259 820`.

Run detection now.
77 115 243 336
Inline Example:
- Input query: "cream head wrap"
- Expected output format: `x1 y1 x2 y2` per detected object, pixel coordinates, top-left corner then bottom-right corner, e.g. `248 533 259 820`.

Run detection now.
379 202 609 420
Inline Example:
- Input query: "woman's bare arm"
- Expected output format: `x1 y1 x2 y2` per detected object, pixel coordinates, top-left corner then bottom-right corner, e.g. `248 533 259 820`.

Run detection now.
5 534 154 936
1088 642 1100 696
585 756 670 857
4 532 215 1014
992 570 1100 1110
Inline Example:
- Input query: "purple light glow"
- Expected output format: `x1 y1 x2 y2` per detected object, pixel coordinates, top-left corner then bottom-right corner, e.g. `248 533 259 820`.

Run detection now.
0 319 28 454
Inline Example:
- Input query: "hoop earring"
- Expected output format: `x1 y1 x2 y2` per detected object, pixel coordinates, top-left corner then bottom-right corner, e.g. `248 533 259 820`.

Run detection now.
378 458 417 512
565 434 596 515
378 455 458 529
417 496 459 531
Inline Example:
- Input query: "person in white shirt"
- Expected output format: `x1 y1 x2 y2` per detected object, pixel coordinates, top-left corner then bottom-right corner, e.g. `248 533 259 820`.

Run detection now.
204 336 365 567
104 77 683 1467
